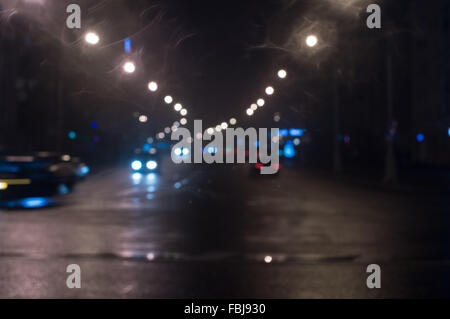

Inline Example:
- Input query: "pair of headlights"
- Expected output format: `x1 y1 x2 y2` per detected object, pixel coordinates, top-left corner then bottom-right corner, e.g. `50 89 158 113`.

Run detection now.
131 160 158 171
174 148 190 156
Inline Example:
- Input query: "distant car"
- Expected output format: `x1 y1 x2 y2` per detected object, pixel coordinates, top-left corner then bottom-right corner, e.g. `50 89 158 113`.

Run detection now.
0 153 89 202
130 154 161 173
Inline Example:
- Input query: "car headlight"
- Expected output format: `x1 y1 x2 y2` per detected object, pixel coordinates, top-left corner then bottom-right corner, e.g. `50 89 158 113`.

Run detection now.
131 160 143 170
174 148 182 156
146 160 158 170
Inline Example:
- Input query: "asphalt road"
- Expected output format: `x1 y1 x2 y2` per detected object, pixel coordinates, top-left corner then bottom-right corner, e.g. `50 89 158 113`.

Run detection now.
0 156 449 298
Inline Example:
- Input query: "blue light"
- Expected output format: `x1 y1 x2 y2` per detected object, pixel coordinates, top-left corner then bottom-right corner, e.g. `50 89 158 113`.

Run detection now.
205 146 218 154
279 129 288 137
142 143 151 152
90 122 98 129
283 143 296 158
79 166 90 176
448 128 450 137
416 133 425 143
157 142 169 149
68 131 77 140
20 197 49 209
58 184 70 195
289 129 304 137
124 38 131 53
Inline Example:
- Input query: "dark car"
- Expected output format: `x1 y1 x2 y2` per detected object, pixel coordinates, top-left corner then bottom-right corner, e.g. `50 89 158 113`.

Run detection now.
0 153 89 203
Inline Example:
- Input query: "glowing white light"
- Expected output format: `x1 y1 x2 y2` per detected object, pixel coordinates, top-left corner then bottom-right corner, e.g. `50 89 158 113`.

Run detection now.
274 113 281 122
61 154 71 162
247 109 254 116
131 161 142 170
294 138 301 146
123 61 136 73
174 103 182 112
171 126 178 132
0 182 8 191
180 109 188 116
278 69 287 79
173 121 180 128
306 35 318 47
146 161 158 170
229 118 237 125
180 118 187 125
257 99 265 107
148 81 158 92
265 86 274 96
215 125 222 132
146 253 155 261
164 127 171 134
221 122 228 130
251 104 258 111
264 256 273 263
207 128 214 135
164 95 173 104
174 148 182 156
85 32 100 45
139 115 148 123
157 132 165 139
182 148 190 156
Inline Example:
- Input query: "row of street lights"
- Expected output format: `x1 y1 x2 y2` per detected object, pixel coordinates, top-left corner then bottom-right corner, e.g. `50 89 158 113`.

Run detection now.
83 31 191 135
82 30 319 139
205 34 318 134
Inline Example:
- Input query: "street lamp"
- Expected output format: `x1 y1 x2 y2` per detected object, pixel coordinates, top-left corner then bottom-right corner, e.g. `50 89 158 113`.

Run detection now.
180 118 187 125
229 118 237 125
306 35 318 47
257 98 265 107
221 122 228 130
265 86 274 96
250 103 258 111
277 69 287 79
247 108 254 116
139 115 148 123
123 61 136 73
85 32 100 45
174 103 182 112
164 95 173 104
148 81 158 92
180 109 188 116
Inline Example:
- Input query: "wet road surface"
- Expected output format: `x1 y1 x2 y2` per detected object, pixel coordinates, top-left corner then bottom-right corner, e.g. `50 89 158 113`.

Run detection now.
1 156 449 298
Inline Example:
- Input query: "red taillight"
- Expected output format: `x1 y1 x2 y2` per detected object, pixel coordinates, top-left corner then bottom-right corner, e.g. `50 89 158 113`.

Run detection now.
255 163 263 169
